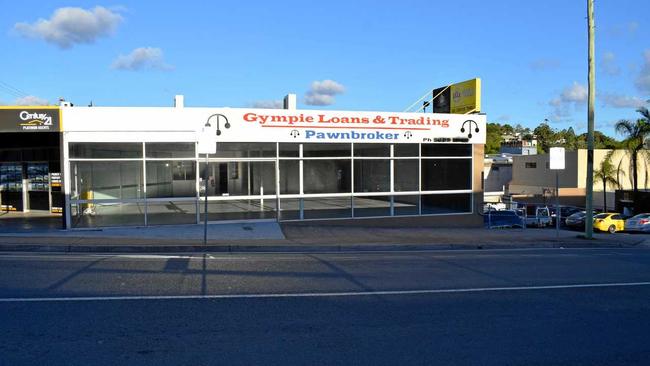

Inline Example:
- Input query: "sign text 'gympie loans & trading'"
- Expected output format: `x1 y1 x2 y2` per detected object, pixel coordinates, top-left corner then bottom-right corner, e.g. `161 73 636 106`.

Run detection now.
234 111 485 143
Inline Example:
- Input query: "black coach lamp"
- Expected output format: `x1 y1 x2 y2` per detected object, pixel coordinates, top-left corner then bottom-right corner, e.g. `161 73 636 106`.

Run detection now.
206 113 230 135
461 119 480 138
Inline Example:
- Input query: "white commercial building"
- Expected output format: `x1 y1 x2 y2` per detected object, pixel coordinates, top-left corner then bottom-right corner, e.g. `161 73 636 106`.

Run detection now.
1 97 486 229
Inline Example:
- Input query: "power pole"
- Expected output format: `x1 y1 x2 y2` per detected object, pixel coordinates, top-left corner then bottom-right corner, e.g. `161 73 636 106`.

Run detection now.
585 0 595 239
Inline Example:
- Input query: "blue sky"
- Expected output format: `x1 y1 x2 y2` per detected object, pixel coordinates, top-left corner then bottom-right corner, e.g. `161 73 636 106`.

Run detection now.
1 0 648 137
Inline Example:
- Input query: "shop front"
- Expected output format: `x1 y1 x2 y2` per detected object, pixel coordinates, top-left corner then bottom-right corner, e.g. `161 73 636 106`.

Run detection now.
59 104 486 229
0 107 63 217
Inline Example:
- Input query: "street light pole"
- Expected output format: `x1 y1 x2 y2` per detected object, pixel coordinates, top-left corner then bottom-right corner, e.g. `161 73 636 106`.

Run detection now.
202 114 230 246
585 0 596 239
203 151 209 246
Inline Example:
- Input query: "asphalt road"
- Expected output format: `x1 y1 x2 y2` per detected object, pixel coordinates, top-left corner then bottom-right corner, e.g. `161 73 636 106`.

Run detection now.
2 248 650 365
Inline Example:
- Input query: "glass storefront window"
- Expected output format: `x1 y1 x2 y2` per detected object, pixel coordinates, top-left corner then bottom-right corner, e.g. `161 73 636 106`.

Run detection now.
303 143 351 157
200 161 276 196
303 160 351 194
354 160 389 192
64 140 474 224
354 196 391 217
27 163 49 191
70 202 145 228
202 199 277 221
421 159 471 191
303 197 352 219
0 163 23 192
279 198 301 220
394 195 419 216
70 143 143 159
421 144 471 157
146 142 195 158
72 161 143 200
394 160 418 192
146 201 197 225
279 143 299 157
421 193 471 214
212 143 276 158
146 161 196 198
394 144 419 157
279 160 299 194
354 143 390 157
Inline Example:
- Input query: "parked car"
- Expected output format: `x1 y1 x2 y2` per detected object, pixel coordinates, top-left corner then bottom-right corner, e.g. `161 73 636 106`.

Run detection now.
593 213 625 233
484 210 524 228
523 205 551 228
625 213 650 233
550 206 582 226
565 211 587 230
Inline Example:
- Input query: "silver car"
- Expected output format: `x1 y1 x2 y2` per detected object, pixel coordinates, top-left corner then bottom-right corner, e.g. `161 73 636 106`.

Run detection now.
625 213 650 233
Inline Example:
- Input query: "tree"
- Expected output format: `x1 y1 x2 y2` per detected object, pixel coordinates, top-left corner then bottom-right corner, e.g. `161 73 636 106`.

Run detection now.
485 123 503 154
593 151 624 212
563 127 578 150
614 107 650 212
501 124 514 135
534 122 556 153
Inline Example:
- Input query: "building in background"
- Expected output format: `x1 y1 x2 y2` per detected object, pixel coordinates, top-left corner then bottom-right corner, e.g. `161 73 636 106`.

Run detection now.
508 149 649 211
483 154 513 204
499 138 537 155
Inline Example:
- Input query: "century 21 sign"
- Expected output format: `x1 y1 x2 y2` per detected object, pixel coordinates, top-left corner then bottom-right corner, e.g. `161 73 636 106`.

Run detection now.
0 107 60 132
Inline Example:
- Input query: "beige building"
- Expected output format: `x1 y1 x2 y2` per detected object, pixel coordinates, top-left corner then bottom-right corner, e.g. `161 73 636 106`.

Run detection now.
508 149 650 209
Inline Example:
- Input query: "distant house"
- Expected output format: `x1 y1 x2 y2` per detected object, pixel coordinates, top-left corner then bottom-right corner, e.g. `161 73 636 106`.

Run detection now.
499 138 537 155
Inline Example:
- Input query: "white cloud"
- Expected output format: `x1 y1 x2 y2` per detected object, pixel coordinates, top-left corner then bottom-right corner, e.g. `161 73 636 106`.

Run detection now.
111 47 173 71
601 51 621 76
547 82 588 122
560 82 588 104
14 6 123 49
251 100 283 109
600 94 647 109
309 80 345 95
635 49 650 94
304 79 345 106
14 95 50 105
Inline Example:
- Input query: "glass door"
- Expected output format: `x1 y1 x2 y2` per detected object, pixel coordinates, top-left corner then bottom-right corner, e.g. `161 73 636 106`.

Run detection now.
200 160 277 221
26 163 50 211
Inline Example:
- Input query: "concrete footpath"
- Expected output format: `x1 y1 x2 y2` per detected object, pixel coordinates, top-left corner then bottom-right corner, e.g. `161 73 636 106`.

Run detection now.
0 222 648 253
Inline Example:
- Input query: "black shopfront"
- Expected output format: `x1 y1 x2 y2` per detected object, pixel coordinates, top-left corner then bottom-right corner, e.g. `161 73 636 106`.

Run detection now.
0 107 63 214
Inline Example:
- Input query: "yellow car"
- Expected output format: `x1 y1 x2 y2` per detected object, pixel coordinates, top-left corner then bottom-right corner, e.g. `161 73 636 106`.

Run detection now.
593 213 625 233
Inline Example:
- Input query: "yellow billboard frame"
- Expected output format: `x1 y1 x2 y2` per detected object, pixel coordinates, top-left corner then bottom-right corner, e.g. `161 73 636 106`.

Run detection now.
449 78 481 114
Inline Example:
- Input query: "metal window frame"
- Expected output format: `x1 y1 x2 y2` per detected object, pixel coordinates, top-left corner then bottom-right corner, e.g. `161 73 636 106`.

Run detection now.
64 140 476 227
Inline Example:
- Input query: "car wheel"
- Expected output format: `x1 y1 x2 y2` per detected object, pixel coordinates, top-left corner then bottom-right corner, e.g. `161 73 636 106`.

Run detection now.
608 225 616 234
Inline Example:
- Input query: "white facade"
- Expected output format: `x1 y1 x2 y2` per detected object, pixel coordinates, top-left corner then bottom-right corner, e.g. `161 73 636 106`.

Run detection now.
60 105 486 228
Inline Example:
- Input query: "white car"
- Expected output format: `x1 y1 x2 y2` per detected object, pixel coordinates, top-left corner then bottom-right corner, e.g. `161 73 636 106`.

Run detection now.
625 213 650 233
523 205 551 228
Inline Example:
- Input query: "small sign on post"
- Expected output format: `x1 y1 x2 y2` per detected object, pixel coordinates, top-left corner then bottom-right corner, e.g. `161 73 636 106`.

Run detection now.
549 147 566 170
197 126 216 246
197 126 217 155
549 147 566 238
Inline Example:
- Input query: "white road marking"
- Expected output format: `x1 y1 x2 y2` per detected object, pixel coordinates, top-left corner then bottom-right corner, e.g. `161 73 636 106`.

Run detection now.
1 281 650 303
1 246 648 259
